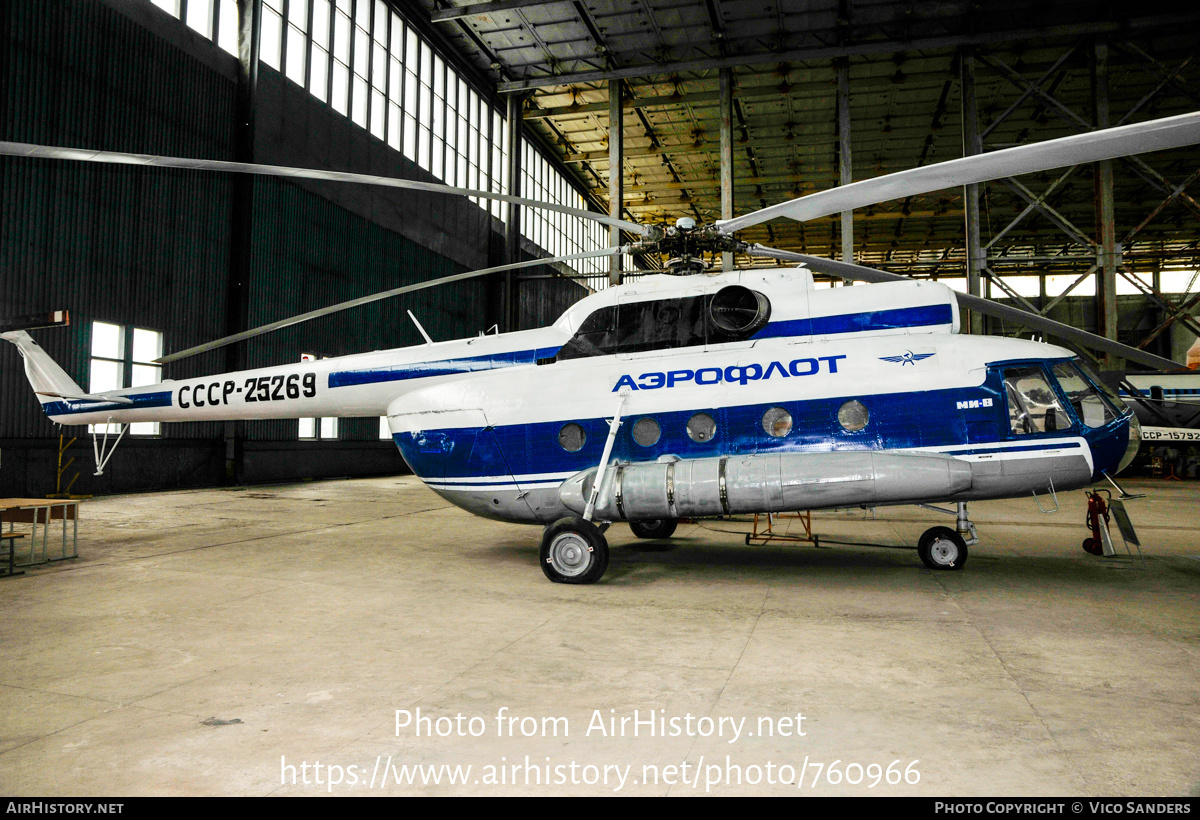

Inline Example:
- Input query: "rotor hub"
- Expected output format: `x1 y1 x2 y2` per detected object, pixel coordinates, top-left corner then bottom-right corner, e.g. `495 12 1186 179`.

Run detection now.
631 222 744 275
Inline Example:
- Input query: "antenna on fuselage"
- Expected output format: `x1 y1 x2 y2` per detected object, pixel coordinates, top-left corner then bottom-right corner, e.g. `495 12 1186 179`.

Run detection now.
407 310 433 346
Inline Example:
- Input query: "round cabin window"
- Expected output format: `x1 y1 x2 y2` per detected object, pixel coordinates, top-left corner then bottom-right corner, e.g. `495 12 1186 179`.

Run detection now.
558 423 586 452
686 412 717 443
837 400 869 432
762 407 793 438
632 417 661 447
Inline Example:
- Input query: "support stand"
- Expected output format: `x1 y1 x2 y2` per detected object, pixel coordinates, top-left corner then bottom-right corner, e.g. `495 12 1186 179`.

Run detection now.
745 511 820 547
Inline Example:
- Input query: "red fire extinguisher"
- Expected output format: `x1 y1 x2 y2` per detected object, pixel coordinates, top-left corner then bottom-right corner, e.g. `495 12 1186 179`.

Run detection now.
1082 489 1111 555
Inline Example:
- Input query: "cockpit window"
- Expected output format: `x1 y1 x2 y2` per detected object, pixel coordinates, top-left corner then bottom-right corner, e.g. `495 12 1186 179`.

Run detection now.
1074 360 1125 408
1051 361 1120 428
1003 366 1069 435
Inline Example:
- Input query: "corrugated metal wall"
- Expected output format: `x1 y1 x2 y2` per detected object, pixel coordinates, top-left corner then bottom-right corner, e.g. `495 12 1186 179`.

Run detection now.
1 0 586 496
1 0 236 442
516 268 588 332
240 176 494 441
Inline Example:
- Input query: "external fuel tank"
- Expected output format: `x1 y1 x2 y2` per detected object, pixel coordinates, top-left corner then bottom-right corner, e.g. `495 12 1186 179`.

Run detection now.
559 451 975 521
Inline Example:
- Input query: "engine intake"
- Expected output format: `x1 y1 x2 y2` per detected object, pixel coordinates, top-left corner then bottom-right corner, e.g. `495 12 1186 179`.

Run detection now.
708 285 770 338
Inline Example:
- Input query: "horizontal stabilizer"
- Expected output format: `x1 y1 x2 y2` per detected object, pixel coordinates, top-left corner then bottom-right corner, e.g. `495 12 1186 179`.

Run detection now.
35 390 134 405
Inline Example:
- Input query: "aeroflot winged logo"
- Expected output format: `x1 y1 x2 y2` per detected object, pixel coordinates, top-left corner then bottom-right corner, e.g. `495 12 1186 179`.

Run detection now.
613 355 847 392
879 351 936 366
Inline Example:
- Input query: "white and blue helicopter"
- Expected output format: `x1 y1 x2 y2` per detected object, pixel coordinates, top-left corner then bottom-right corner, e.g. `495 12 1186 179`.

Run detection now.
2 112 1198 583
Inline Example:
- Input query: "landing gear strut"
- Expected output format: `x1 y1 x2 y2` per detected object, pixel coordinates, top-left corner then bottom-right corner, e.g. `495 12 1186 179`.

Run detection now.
540 517 609 584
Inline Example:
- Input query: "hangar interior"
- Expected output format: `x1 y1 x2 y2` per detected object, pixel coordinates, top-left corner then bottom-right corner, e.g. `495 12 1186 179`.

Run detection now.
1 0 1200 798
2 0 1199 498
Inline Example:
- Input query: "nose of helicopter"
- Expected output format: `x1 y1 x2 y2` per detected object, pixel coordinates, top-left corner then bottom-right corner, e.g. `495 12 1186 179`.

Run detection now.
1086 411 1141 481
1116 411 1141 475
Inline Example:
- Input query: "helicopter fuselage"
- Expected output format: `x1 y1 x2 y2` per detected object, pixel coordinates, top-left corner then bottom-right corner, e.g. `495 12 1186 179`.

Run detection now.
382 269 1138 525
388 322 1137 525
9 268 1137 529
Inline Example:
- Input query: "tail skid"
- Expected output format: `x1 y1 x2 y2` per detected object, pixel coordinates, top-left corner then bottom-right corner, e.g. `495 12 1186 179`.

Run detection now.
91 421 127 476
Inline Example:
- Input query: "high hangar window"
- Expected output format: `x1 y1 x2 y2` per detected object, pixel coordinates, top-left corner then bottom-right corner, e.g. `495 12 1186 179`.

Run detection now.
299 354 338 440
89 321 162 436
142 0 605 282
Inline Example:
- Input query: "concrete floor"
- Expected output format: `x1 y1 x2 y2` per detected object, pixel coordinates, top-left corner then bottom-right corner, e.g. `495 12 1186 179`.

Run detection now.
1 476 1197 796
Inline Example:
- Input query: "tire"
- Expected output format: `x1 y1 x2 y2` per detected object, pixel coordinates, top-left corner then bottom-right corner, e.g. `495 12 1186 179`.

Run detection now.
629 518 678 540
1082 538 1103 556
918 526 968 570
540 517 609 584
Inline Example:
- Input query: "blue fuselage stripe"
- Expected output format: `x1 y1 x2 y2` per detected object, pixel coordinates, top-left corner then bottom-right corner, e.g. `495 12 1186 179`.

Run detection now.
1121 388 1200 397
45 391 174 416
952 442 1082 456
392 380 1114 485
754 304 954 340
327 348 559 388
331 305 955 388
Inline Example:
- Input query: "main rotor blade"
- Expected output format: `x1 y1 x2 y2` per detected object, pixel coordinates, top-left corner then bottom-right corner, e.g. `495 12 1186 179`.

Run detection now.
0 141 651 238
952 291 1181 372
157 247 625 364
744 245 907 283
718 111 1200 234
744 246 1181 372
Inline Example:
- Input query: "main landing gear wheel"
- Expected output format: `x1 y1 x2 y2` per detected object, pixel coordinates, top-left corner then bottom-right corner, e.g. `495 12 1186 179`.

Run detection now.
918 526 968 571
629 519 678 540
540 517 610 584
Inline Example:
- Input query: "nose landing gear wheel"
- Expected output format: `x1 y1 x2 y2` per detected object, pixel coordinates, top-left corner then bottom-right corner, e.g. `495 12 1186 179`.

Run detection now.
540 517 610 584
629 519 678 540
918 526 968 570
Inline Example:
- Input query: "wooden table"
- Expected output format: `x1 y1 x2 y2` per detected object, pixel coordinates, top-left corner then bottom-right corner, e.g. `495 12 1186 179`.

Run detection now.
1 531 26 577
0 499 80 566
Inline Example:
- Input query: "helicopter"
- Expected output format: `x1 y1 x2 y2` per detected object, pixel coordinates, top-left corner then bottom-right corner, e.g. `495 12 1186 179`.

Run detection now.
2 111 1198 583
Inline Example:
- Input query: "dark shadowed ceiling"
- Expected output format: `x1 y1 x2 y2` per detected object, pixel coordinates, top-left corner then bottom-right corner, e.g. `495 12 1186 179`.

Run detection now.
406 0 1200 276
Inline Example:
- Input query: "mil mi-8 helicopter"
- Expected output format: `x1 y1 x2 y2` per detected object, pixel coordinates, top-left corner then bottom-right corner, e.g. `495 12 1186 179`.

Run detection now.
2 111 1197 583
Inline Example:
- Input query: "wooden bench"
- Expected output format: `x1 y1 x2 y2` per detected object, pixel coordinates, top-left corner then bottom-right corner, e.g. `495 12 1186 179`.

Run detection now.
0 500 80 564
1 531 26 578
